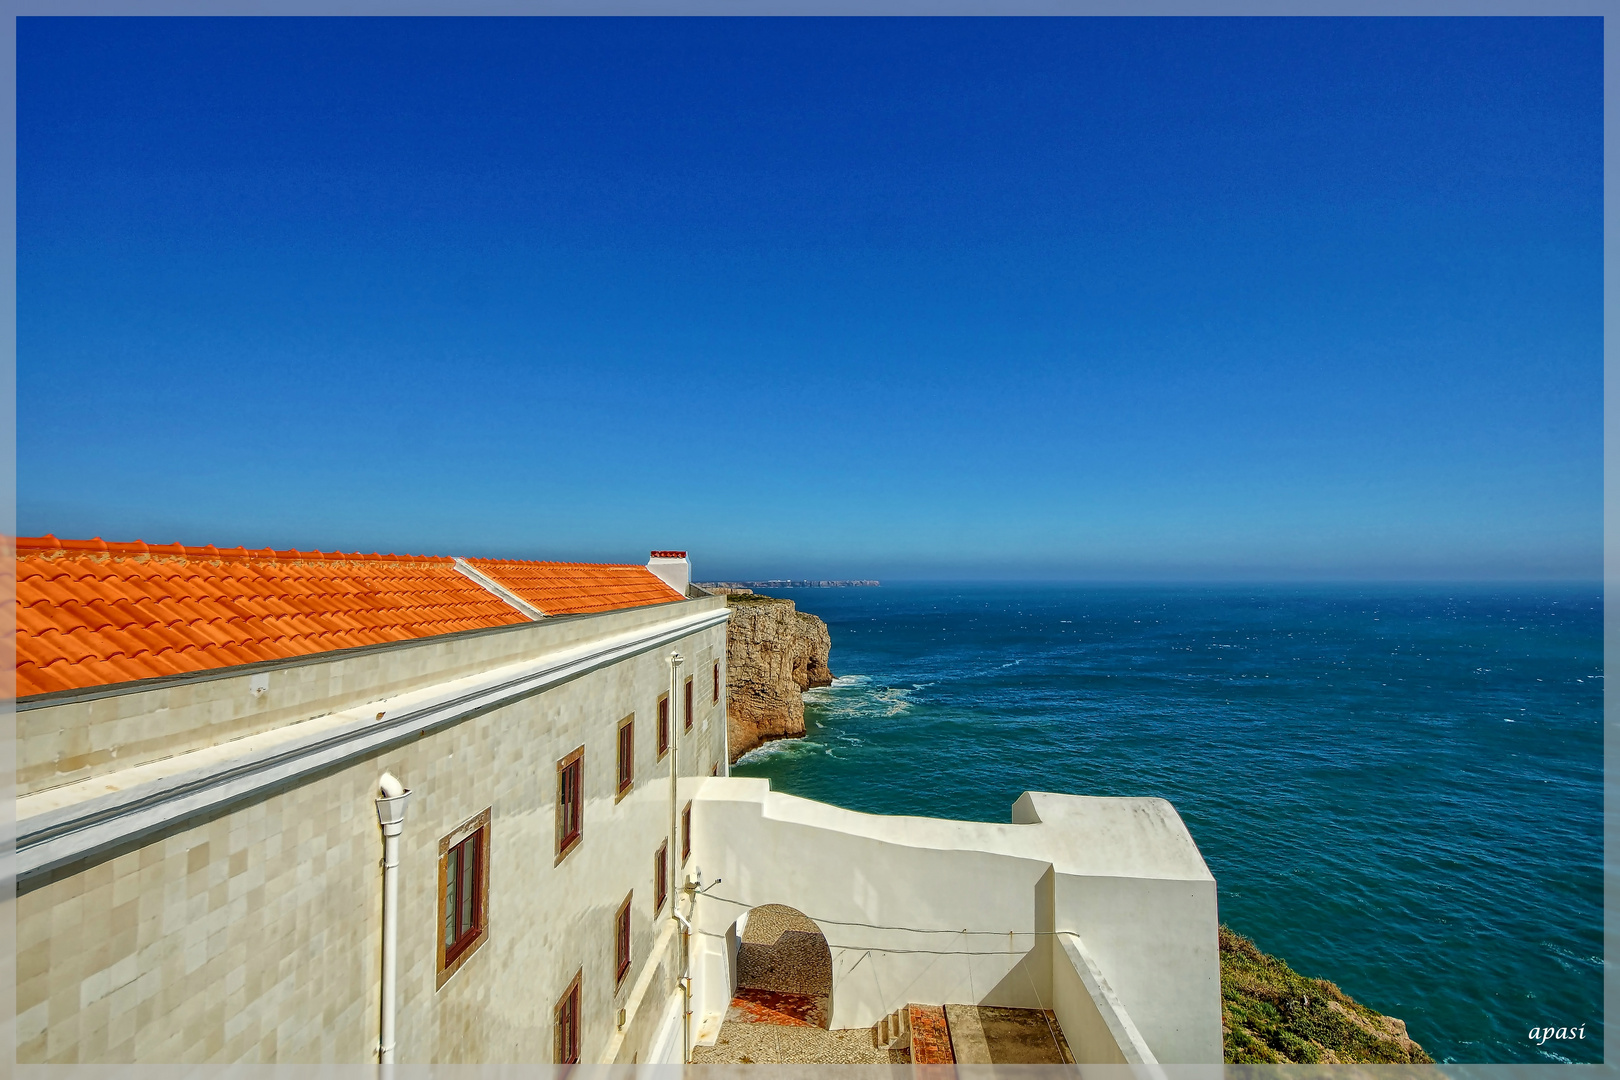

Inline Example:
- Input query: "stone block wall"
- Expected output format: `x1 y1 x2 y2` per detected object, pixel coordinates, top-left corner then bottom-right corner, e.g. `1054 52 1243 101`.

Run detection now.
18 609 728 1064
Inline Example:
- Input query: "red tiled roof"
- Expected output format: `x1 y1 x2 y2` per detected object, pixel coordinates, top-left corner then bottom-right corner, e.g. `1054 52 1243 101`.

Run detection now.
16 536 684 698
469 558 685 615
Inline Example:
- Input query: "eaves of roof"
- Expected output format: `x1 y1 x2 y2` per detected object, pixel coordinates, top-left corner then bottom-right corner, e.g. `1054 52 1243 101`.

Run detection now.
16 535 688 699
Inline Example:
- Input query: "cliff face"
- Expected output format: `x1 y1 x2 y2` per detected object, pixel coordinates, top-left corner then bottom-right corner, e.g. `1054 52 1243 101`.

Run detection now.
723 593 833 763
1220 926 1432 1064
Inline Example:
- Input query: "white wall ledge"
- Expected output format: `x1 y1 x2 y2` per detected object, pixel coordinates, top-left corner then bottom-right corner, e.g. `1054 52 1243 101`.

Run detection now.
16 605 731 888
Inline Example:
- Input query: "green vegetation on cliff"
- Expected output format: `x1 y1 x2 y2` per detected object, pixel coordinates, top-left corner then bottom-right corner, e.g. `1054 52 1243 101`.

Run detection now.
1221 926 1433 1064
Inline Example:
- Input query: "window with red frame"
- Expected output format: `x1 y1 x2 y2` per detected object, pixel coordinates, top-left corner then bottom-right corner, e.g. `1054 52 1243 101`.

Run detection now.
442 827 484 969
713 661 720 704
681 801 692 863
555 970 581 1064
684 677 694 732
657 695 669 759
616 716 634 799
614 893 633 988
654 841 668 912
556 746 584 862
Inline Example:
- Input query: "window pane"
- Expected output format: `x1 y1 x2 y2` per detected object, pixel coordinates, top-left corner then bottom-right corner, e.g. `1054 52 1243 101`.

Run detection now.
460 837 477 936
558 980 580 1064
444 851 458 947
571 767 580 826
619 723 633 788
562 762 580 840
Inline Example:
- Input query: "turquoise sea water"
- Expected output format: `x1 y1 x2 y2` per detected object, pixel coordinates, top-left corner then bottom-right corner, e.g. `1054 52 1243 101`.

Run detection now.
730 584 1603 1064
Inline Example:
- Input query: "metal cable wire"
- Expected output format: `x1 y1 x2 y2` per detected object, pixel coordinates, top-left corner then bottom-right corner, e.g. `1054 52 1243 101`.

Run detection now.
703 891 1077 941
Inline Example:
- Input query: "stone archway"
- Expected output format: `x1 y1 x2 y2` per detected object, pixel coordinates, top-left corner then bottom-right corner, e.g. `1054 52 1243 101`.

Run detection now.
732 904 833 1029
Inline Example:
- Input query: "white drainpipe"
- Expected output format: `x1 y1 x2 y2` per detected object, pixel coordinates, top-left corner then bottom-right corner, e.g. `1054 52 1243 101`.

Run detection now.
674 903 693 1063
375 773 411 1068
667 651 687 1062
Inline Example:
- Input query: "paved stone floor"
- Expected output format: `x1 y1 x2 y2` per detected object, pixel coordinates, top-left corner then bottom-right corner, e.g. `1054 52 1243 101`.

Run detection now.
724 987 828 1028
735 906 834 1001
739 904 824 946
692 905 907 1064
944 1004 1075 1064
692 1021 913 1065
691 905 1071 1065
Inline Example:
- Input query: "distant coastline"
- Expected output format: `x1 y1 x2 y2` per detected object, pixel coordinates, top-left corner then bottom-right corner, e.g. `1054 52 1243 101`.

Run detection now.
698 580 880 589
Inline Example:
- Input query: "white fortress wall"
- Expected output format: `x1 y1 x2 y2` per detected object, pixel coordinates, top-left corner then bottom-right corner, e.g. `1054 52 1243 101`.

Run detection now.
1014 793 1222 1064
687 778 1222 1065
1053 931 1158 1065
18 594 729 1065
689 780 1052 1029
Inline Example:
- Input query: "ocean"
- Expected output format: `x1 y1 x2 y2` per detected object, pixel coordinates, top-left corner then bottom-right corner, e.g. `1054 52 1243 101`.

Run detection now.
729 583 1603 1064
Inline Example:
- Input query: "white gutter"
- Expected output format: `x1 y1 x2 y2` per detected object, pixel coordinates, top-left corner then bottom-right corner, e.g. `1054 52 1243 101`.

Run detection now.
674 892 695 1064
667 651 688 1063
375 773 410 1067
668 652 683 924
17 604 730 886
451 558 545 620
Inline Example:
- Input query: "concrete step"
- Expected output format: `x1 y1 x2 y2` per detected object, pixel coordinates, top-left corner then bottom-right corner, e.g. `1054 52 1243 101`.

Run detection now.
873 1006 912 1050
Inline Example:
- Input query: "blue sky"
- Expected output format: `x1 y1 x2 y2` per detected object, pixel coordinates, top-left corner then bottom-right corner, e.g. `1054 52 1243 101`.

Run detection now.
19 17 1601 581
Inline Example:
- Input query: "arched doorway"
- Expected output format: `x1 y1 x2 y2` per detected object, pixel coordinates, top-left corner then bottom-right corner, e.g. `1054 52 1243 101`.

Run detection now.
732 903 833 1029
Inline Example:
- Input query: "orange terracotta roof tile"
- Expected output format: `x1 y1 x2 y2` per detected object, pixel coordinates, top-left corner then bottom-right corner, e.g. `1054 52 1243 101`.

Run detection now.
15 536 530 697
16 535 693 698
466 558 685 616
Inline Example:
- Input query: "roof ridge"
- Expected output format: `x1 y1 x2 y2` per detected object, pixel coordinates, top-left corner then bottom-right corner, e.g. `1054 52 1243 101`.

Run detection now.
17 537 657 569
466 556 643 568
16 536 451 563
450 558 546 620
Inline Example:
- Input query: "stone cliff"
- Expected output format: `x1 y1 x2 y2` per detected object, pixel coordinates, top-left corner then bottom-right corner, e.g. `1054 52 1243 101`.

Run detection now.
1220 926 1432 1064
720 591 833 763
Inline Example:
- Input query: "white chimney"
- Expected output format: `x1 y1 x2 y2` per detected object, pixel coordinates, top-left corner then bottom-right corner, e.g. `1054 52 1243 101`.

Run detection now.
647 551 690 597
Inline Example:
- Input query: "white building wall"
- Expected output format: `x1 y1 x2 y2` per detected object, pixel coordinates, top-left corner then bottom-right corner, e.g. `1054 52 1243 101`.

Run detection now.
17 596 730 1065
17 596 708 798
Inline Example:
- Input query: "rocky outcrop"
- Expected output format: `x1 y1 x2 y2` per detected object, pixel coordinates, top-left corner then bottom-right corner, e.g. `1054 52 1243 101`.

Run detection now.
1220 926 1432 1064
723 592 833 762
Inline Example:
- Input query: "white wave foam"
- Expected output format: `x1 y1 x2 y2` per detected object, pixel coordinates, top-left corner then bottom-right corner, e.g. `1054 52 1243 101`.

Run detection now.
803 673 872 705
872 686 914 717
733 738 811 767
801 673 916 720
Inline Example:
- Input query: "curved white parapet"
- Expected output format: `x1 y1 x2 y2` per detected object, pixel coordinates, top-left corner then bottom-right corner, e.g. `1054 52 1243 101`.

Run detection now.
685 777 1223 1064
1055 931 1159 1066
